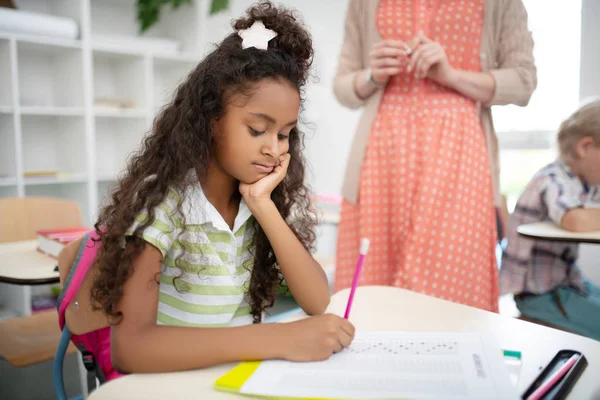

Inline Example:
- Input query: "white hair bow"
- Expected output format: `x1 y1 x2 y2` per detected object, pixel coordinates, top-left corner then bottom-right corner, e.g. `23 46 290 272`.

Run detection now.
238 21 277 50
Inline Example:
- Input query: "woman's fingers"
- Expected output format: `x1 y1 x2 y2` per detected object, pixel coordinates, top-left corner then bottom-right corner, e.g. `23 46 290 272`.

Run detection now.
373 39 411 52
370 46 405 59
408 43 437 72
372 56 402 68
415 49 439 78
374 67 402 77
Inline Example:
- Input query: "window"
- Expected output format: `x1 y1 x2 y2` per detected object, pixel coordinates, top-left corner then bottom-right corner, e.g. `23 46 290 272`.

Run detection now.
494 0 582 211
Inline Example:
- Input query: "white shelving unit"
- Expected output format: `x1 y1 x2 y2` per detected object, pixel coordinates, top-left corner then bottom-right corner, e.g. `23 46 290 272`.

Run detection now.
0 0 206 324
0 0 205 227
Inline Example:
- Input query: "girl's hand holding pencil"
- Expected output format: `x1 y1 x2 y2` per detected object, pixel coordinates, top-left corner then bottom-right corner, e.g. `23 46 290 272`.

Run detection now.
271 236 370 363
277 314 355 362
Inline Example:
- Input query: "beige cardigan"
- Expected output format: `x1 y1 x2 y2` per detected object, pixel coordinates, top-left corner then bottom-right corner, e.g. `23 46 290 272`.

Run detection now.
334 0 537 206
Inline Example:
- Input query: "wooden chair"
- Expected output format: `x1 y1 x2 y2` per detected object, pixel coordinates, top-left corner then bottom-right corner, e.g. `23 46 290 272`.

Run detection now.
0 197 83 243
0 309 76 367
0 197 82 370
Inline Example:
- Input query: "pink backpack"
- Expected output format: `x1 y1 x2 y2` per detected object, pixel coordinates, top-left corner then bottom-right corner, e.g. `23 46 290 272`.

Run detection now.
56 231 123 393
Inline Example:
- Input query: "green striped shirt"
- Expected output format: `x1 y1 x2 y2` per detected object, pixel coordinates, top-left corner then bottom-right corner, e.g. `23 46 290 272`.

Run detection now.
127 170 255 327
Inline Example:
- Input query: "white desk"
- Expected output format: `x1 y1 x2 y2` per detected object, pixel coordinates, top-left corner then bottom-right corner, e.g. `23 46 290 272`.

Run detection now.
0 240 59 285
89 286 600 400
518 221 600 244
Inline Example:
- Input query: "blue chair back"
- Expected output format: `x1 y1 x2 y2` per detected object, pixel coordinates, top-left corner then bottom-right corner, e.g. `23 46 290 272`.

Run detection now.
53 325 72 400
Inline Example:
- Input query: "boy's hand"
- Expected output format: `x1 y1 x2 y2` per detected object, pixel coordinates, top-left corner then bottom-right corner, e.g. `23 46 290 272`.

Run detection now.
561 207 600 232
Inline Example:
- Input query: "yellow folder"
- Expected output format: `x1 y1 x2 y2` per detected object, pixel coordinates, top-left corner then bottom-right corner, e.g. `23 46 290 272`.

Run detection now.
214 361 336 399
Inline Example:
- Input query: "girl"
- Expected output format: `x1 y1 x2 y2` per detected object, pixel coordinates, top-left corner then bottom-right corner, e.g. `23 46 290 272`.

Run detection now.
91 2 354 373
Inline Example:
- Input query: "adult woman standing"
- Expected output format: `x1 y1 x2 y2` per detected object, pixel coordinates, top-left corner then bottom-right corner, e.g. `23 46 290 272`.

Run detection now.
333 0 536 311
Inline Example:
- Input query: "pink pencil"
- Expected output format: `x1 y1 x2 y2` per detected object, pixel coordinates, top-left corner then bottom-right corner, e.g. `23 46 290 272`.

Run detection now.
526 354 579 400
344 238 370 319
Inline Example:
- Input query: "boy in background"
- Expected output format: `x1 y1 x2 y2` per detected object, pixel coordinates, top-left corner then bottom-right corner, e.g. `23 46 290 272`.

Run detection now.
501 100 600 341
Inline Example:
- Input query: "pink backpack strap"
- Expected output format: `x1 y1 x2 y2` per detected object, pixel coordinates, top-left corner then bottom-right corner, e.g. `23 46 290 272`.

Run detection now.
58 231 102 329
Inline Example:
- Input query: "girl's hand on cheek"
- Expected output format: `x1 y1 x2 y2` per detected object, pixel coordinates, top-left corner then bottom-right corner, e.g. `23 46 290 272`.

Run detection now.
239 153 291 210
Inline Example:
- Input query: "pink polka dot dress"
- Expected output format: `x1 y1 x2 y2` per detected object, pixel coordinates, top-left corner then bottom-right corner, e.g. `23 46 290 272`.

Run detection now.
335 0 499 312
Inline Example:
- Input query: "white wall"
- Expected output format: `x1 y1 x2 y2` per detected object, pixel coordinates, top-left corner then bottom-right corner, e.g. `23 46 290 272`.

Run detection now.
201 0 360 197
580 0 600 100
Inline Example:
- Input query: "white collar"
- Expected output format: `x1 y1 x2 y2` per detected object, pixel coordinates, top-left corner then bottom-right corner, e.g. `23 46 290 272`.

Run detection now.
180 169 252 234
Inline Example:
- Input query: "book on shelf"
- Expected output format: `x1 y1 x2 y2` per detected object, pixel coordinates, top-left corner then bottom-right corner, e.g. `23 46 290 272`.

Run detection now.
32 294 58 313
24 170 73 179
94 98 137 110
36 227 93 258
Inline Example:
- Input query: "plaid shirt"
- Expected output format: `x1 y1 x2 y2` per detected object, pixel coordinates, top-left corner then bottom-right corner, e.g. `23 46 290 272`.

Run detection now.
500 160 600 295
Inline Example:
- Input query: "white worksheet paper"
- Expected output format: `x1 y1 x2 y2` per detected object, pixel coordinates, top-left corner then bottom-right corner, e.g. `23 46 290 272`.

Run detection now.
240 332 519 399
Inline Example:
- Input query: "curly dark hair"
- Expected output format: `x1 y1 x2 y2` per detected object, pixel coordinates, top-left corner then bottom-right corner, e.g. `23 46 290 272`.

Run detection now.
91 1 316 324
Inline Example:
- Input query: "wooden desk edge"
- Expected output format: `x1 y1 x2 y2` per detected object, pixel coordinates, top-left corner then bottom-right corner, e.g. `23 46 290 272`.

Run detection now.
517 231 600 244
0 276 60 285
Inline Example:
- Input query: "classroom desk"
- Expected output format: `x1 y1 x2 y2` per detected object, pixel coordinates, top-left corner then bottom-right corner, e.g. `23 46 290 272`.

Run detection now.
0 240 59 285
89 285 600 400
518 221 600 244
